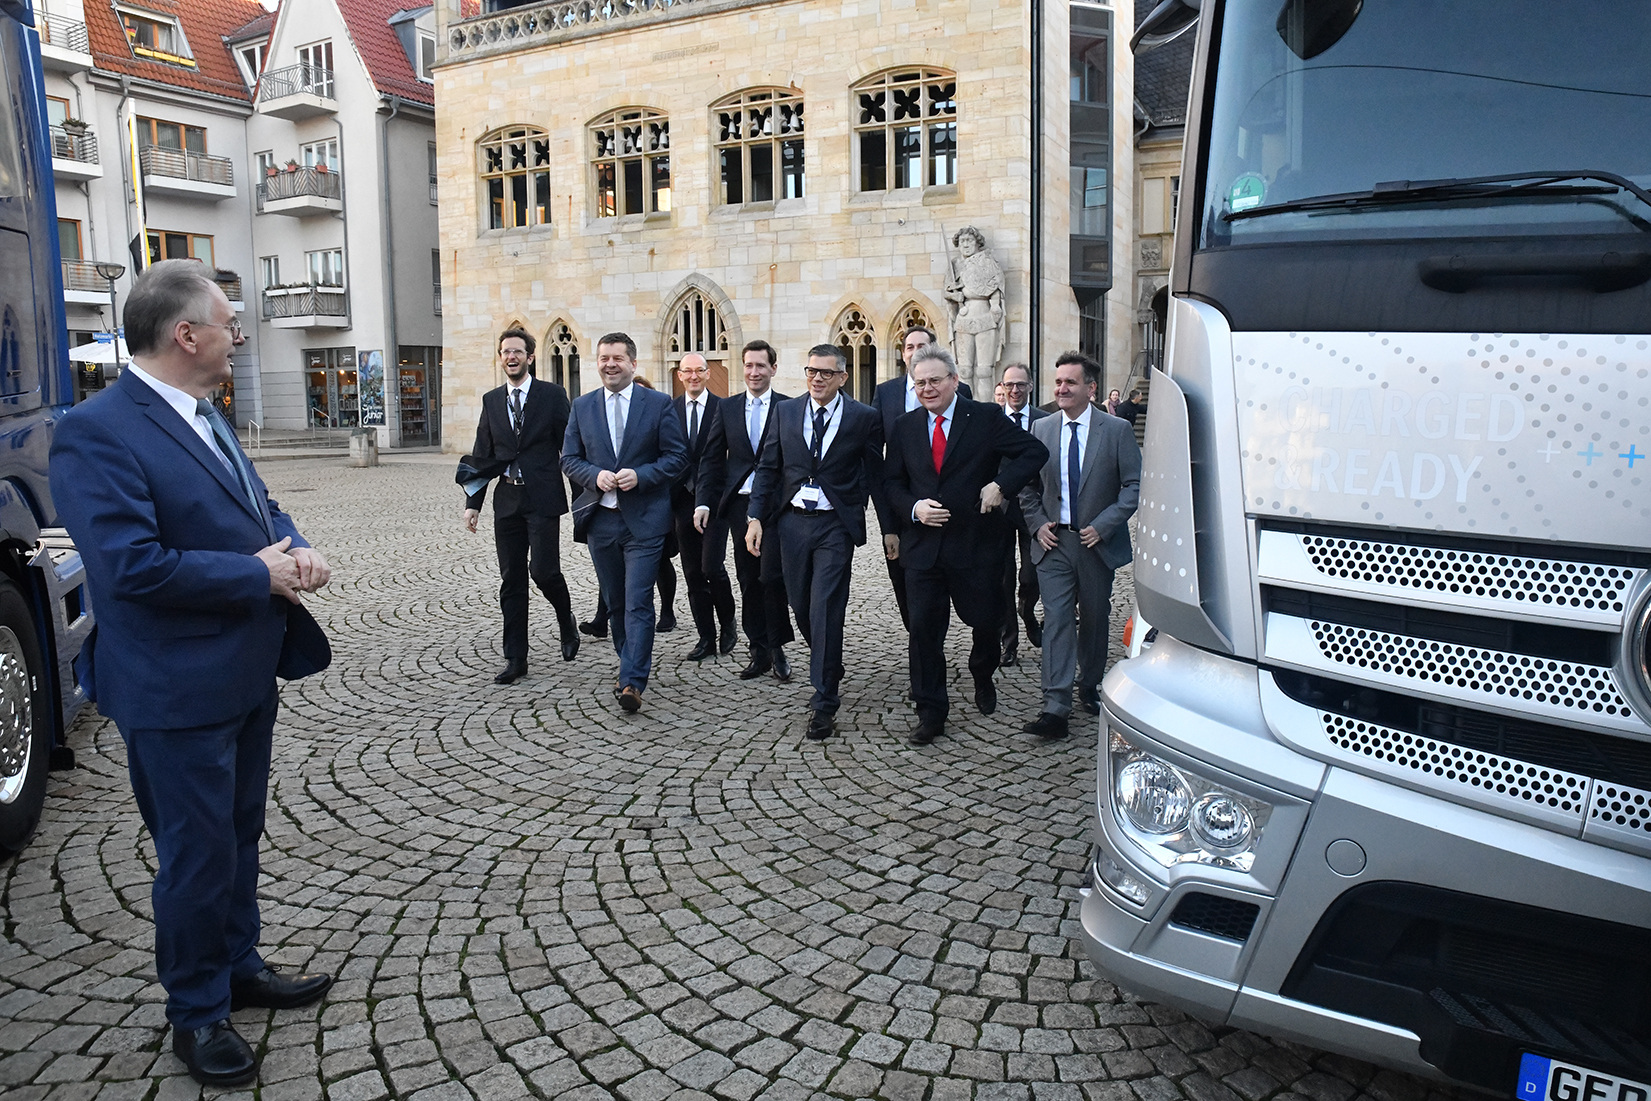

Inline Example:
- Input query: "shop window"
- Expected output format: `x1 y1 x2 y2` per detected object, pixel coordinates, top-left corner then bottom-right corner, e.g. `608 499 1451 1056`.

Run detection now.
589 107 669 218
479 126 550 229
713 88 804 205
853 68 957 192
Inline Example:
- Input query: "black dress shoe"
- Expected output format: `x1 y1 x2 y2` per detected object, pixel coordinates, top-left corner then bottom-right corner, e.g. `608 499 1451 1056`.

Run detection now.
738 654 772 680
657 611 678 632
493 660 528 685
230 964 334 1010
1025 617 1044 648
770 648 791 682
1022 711 1070 740
907 720 944 746
719 625 739 655
579 618 607 639
618 685 643 712
686 638 716 661
1079 687 1101 715
561 634 579 662
805 711 835 741
1000 645 1018 668
975 679 998 716
175 1019 256 1087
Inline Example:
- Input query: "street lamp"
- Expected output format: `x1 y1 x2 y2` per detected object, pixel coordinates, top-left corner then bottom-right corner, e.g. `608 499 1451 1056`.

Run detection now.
92 261 126 375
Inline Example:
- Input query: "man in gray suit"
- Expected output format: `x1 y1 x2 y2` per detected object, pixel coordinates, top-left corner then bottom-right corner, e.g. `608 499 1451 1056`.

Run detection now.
1019 353 1141 740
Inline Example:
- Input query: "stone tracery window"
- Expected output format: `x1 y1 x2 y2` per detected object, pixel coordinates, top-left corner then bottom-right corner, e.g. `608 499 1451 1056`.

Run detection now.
853 68 957 192
545 320 581 398
478 126 551 229
667 288 732 394
713 87 804 205
589 107 670 217
834 307 878 404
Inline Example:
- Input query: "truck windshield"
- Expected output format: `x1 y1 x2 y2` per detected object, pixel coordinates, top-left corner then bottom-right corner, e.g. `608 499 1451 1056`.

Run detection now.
1199 0 1651 248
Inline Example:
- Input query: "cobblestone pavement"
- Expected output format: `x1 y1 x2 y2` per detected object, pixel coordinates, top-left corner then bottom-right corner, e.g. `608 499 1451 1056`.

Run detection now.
0 457 1467 1101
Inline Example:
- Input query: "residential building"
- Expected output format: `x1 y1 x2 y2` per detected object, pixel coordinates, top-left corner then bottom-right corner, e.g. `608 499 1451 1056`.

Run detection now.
39 0 443 446
429 0 1137 440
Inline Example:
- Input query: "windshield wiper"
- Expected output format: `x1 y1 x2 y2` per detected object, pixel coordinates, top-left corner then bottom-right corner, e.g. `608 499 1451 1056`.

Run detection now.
1223 170 1651 224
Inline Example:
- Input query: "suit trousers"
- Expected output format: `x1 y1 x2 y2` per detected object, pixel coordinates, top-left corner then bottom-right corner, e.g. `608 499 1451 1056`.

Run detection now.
885 555 911 631
494 485 572 661
121 684 280 1030
729 493 794 652
674 496 736 644
905 562 1004 723
778 509 853 714
588 507 666 691
1000 527 1041 649
1034 530 1117 716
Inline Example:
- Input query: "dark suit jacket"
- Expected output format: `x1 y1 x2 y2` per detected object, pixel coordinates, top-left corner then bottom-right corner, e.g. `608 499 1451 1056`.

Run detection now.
672 391 722 507
696 389 791 518
884 395 1049 572
49 369 322 730
749 395 884 547
1002 403 1051 533
870 374 971 534
1020 404 1142 570
463 378 571 517
562 383 688 542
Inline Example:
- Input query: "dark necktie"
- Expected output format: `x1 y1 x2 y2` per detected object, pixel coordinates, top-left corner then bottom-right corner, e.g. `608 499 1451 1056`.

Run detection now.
808 405 829 504
508 389 524 479
196 398 260 516
1015 411 1024 430
1067 421 1082 522
689 399 700 448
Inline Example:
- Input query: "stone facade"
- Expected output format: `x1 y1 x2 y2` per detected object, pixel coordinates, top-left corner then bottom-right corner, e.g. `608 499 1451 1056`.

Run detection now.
433 0 1133 449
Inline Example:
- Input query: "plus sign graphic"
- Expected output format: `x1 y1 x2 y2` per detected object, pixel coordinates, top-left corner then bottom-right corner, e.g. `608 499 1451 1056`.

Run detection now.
1621 445 1644 469
1538 441 1562 462
1579 443 1603 466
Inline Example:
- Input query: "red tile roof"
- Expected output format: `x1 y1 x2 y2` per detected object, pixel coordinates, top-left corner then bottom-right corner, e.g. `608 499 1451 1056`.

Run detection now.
335 0 434 107
85 0 268 103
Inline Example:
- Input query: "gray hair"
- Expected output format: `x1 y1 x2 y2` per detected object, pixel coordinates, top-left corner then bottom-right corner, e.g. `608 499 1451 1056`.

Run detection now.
910 344 957 378
807 343 847 370
124 260 220 356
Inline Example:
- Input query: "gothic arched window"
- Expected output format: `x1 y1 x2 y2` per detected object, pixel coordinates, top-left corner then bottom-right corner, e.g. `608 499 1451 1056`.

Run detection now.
834 306 878 404
544 320 580 397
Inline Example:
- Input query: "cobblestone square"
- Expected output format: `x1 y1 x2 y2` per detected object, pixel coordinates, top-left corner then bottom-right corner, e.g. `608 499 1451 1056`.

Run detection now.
0 457 1465 1101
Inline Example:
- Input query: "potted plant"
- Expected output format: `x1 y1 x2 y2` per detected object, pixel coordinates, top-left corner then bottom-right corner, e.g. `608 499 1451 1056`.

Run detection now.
285 158 299 172
315 162 328 174
60 117 90 134
265 164 278 178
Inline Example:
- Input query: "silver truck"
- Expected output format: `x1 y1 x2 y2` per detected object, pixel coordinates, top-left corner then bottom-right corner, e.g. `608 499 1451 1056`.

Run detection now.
1081 1 1651 1096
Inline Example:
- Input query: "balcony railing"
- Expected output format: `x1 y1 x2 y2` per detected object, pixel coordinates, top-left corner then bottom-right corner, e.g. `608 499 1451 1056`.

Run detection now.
263 285 348 319
446 0 711 61
433 286 443 316
217 276 244 303
256 165 342 210
49 125 98 165
38 12 89 54
139 145 234 187
61 259 107 294
258 64 335 101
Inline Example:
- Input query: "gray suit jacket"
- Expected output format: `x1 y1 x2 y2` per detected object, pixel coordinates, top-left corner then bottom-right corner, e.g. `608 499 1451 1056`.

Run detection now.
1020 404 1141 570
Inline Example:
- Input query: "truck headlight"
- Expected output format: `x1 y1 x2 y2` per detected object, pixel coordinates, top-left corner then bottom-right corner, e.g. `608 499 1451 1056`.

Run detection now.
1108 730 1273 872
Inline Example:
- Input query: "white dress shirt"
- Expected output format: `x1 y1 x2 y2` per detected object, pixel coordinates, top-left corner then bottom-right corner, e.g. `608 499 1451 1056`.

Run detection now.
1058 405 1093 526
125 362 232 469
790 393 843 510
1003 402 1033 432
601 382 634 509
904 376 920 412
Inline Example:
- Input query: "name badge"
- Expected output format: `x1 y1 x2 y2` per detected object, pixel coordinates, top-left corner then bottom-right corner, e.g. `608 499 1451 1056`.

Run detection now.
797 485 822 507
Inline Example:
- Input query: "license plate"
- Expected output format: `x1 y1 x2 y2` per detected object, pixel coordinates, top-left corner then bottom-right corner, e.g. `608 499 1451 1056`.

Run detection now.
1516 1053 1651 1101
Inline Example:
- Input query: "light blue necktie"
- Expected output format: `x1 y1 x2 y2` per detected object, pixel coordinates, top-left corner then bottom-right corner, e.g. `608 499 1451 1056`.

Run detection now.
748 396 762 452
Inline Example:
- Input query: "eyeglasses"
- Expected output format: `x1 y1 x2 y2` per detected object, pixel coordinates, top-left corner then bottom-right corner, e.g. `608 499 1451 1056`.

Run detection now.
676 365 708 376
1002 381 1030 391
803 366 845 380
911 375 953 391
193 319 243 339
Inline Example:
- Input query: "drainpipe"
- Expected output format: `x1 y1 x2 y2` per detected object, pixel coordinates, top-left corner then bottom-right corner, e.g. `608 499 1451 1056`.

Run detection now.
1029 0 1042 395
378 96 402 444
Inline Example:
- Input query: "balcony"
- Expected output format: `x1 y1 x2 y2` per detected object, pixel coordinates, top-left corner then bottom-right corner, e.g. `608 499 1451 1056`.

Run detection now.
257 65 337 120
216 275 246 313
61 260 112 306
263 285 348 329
257 165 342 216
49 125 101 183
446 0 712 62
38 12 92 72
139 146 235 200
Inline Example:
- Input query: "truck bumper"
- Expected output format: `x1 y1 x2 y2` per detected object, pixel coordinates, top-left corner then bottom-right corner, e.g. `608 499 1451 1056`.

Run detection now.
1083 637 1651 1086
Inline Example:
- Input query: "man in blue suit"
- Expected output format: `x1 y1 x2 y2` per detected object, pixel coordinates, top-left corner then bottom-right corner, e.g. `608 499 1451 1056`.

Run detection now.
562 332 688 712
49 261 334 1088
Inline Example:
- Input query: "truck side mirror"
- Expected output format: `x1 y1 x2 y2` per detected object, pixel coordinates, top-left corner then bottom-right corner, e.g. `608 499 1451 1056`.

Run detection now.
1276 0 1363 60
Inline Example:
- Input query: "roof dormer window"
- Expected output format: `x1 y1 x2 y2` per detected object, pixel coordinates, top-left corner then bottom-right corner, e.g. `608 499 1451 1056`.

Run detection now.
117 7 195 68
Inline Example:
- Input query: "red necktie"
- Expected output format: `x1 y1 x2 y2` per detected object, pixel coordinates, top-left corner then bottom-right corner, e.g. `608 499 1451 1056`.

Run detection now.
931 414 946 473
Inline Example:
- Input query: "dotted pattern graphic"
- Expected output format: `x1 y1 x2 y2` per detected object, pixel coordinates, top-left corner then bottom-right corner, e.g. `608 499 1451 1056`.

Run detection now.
1591 784 1651 835
1309 620 1633 718
0 458 1475 1101
1299 536 1636 614
1322 714 1589 814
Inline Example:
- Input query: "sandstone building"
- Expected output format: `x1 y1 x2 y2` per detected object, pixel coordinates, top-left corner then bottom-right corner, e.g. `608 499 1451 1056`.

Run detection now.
431 0 1137 442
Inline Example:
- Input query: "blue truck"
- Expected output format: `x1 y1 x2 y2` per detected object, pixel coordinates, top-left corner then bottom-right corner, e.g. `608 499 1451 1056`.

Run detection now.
0 0 96 854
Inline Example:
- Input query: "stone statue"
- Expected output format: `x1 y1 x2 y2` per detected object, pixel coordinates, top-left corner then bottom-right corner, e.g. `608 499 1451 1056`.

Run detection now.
943 225 1005 395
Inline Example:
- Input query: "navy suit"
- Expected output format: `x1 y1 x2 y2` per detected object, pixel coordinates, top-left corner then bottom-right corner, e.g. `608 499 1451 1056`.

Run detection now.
672 392 736 647
750 394 883 714
697 388 794 654
869 374 971 629
562 383 687 692
885 395 1048 723
49 368 326 1031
